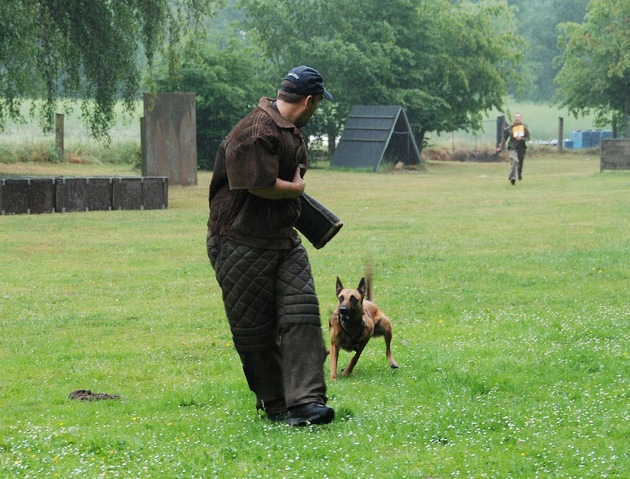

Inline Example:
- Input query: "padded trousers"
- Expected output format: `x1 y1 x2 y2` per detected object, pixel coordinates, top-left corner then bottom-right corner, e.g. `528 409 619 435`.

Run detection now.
207 233 328 414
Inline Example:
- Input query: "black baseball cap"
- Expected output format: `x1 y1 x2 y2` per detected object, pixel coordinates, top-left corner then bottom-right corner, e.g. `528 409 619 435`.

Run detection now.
281 65 334 101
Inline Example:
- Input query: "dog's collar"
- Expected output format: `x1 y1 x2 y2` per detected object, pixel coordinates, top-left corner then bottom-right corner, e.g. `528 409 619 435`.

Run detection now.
340 317 365 349
340 316 364 328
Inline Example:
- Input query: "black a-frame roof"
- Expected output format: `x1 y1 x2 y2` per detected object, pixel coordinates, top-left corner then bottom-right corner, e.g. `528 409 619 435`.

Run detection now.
331 105 421 171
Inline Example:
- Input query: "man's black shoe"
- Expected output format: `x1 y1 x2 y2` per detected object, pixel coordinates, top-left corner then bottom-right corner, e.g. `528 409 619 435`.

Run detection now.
267 411 288 422
518 175 522 181
510 178 516 185
287 403 334 426
257 402 288 422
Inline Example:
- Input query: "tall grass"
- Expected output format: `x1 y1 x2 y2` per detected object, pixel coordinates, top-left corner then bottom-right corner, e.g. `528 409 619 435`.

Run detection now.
1 99 606 163
0 100 142 166
1 153 629 478
0 100 142 143
430 100 607 148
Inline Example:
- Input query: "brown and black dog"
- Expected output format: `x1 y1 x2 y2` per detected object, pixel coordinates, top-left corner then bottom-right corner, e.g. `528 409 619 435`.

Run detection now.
329 275 399 380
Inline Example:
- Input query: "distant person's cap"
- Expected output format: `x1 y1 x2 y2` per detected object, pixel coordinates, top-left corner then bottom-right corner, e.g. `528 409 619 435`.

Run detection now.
281 65 333 101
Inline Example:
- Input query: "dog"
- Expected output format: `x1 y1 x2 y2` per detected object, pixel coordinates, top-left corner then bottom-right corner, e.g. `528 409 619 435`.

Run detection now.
329 274 398 380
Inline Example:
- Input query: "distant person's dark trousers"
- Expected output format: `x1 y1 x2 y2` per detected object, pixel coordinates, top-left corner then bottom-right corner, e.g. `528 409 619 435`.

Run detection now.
508 147 526 181
517 151 525 179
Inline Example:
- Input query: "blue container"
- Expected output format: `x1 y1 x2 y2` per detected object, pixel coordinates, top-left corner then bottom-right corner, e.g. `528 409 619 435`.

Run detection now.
569 130 614 149
570 131 584 149
563 139 574 149
584 130 596 148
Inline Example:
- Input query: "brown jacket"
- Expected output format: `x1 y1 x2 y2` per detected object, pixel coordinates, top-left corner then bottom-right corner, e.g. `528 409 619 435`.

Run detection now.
208 98 308 249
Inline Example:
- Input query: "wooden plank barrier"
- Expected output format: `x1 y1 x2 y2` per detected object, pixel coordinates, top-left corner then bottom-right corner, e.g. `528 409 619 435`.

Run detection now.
0 177 168 215
600 139 630 172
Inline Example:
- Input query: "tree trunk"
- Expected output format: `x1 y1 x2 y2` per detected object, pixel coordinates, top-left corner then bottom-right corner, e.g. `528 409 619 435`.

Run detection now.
415 128 426 158
624 97 630 139
327 130 336 156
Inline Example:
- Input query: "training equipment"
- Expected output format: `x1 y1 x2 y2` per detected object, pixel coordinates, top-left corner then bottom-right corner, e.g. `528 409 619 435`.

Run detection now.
295 193 343 249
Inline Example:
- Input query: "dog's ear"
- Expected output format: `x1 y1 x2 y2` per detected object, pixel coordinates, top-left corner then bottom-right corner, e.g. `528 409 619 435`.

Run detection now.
336 276 343 295
357 277 367 298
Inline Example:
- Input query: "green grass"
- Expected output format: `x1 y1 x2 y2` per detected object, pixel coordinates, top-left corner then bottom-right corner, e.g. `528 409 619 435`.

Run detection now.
431 100 607 147
0 100 141 165
1 98 605 155
1 154 629 478
0 100 142 144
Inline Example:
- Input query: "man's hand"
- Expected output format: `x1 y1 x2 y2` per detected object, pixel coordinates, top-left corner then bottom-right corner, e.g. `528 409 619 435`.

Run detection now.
248 164 305 200
292 164 306 193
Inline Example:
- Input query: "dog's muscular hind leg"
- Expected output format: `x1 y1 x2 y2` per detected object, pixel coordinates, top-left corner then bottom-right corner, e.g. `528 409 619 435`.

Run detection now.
384 331 398 369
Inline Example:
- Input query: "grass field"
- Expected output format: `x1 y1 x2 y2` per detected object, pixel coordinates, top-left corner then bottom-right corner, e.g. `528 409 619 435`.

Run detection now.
0 98 605 158
431 101 608 148
1 154 629 478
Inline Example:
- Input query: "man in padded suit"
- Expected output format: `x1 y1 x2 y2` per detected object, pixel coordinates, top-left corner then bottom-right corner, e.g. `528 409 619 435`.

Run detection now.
207 66 335 426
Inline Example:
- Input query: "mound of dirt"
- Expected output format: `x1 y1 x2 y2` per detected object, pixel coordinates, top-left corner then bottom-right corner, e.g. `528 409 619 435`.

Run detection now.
68 389 121 401
424 147 504 162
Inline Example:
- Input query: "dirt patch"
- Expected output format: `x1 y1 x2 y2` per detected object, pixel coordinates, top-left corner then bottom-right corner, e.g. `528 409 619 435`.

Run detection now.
424 147 504 162
68 389 121 401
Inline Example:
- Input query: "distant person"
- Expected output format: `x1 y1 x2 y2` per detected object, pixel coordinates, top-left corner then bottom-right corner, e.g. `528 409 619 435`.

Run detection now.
206 66 335 426
497 113 531 185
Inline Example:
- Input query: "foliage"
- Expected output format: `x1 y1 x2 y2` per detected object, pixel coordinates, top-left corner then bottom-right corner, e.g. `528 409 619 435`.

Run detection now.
0 140 139 166
507 0 589 101
554 0 630 136
153 35 272 169
238 0 523 154
0 0 218 142
1 156 629 477
404 1 522 146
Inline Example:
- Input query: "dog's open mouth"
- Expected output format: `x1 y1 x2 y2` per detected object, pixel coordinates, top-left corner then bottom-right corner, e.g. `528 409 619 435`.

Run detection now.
338 307 351 323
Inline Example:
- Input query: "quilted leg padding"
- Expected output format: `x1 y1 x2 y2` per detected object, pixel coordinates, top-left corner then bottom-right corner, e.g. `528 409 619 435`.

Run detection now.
209 235 321 352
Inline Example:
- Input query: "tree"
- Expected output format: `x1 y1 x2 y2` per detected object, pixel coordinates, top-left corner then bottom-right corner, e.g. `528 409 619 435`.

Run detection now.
508 0 588 102
400 1 523 147
153 35 271 169
238 0 522 156
0 0 217 141
555 0 630 136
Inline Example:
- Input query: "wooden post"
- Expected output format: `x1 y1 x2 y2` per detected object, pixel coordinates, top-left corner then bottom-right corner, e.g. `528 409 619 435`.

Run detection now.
140 117 147 176
496 116 505 149
55 113 64 160
558 117 564 153
142 92 198 185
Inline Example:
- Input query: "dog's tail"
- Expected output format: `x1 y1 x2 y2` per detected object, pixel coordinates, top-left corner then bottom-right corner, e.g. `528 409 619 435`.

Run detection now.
365 262 374 301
